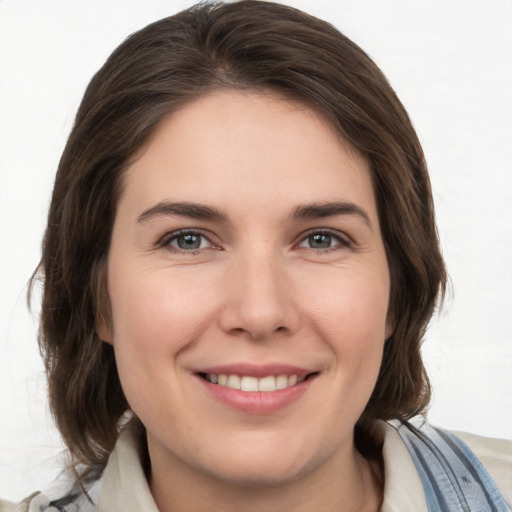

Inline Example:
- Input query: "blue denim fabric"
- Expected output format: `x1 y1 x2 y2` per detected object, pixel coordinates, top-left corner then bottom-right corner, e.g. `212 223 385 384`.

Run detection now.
395 421 510 511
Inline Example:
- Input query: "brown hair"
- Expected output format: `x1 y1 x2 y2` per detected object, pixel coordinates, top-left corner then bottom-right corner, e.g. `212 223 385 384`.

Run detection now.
34 0 446 476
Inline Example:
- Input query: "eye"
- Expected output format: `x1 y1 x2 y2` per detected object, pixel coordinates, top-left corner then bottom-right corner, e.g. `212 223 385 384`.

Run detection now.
164 230 213 252
297 230 350 251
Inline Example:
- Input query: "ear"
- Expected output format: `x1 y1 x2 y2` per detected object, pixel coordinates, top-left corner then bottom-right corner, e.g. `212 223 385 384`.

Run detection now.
94 259 113 344
97 321 113 345
385 314 394 341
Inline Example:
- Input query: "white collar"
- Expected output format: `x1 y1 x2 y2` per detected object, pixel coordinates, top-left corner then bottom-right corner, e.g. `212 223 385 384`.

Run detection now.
97 419 428 512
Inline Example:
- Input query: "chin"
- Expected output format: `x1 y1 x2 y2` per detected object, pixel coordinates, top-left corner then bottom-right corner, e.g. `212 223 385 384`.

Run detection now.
195 435 329 489
203 456 309 489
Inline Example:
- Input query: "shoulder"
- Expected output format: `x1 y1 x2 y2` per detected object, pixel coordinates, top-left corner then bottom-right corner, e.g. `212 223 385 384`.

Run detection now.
378 420 512 511
0 493 51 512
0 493 39 512
1 474 102 512
456 429 512 505
2 419 144 512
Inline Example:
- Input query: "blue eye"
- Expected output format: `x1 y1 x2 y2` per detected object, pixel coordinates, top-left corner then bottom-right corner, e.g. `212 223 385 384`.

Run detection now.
167 231 211 251
298 231 349 250
306 233 333 249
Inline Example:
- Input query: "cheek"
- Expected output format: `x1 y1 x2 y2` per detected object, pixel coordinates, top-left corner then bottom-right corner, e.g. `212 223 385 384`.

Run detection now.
296 267 389 388
107 265 220 358
107 266 222 419
299 271 389 341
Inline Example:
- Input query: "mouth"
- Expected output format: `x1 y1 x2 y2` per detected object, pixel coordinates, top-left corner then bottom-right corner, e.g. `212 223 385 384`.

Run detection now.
193 364 319 413
197 372 318 392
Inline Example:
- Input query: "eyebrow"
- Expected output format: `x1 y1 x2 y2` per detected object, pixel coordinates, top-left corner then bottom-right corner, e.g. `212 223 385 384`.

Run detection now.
137 201 228 224
137 199 372 229
290 201 372 229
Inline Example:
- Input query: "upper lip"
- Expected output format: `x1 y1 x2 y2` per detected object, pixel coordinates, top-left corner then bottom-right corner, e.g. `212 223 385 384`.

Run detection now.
193 363 315 378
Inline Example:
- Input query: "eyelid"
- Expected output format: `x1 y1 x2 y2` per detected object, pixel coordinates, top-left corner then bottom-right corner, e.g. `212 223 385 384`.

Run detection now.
156 227 353 253
295 228 353 250
159 228 218 252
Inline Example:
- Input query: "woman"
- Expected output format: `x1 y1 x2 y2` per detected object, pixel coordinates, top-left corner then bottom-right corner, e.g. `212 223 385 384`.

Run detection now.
2 1 511 511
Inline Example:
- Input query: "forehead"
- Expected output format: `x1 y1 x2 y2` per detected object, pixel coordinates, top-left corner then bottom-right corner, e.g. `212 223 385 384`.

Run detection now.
120 89 376 221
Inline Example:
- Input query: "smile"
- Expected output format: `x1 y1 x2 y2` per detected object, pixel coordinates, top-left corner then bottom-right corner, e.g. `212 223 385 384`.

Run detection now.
194 364 318 413
201 373 307 392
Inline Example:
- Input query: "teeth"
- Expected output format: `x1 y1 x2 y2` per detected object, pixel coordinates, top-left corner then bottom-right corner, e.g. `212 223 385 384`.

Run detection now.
258 376 276 392
227 375 241 390
240 376 259 391
275 375 288 390
205 373 307 392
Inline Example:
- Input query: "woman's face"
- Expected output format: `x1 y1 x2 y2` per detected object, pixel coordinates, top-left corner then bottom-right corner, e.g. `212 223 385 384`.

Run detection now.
100 90 391 486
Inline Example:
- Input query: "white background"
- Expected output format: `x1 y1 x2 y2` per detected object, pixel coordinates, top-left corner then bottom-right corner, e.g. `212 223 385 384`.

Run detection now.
1 0 511 502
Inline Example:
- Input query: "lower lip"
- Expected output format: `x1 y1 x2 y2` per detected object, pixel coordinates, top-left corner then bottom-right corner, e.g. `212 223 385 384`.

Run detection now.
198 375 316 414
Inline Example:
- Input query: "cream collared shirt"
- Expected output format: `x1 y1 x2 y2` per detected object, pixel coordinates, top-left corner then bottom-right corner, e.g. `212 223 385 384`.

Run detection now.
3 421 511 511
98 420 512 511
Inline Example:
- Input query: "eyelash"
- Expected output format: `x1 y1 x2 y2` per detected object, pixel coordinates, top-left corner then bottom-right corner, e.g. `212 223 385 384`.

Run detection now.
160 229 215 254
296 229 352 253
159 228 352 254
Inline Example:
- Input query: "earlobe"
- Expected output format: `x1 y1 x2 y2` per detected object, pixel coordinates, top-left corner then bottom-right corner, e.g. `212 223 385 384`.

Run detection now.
385 317 394 341
94 259 113 343
95 283 114 344
96 321 113 345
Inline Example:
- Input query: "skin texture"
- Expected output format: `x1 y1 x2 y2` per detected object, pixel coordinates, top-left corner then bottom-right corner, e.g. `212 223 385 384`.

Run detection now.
99 90 391 511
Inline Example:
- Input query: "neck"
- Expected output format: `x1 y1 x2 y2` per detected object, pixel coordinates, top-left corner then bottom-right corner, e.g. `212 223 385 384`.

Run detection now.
148 439 383 512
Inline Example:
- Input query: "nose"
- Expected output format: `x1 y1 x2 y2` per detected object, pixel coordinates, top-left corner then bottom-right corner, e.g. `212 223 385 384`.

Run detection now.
218 249 299 341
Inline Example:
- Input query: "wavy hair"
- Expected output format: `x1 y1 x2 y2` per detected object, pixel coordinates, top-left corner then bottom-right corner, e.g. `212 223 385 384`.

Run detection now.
33 0 446 477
